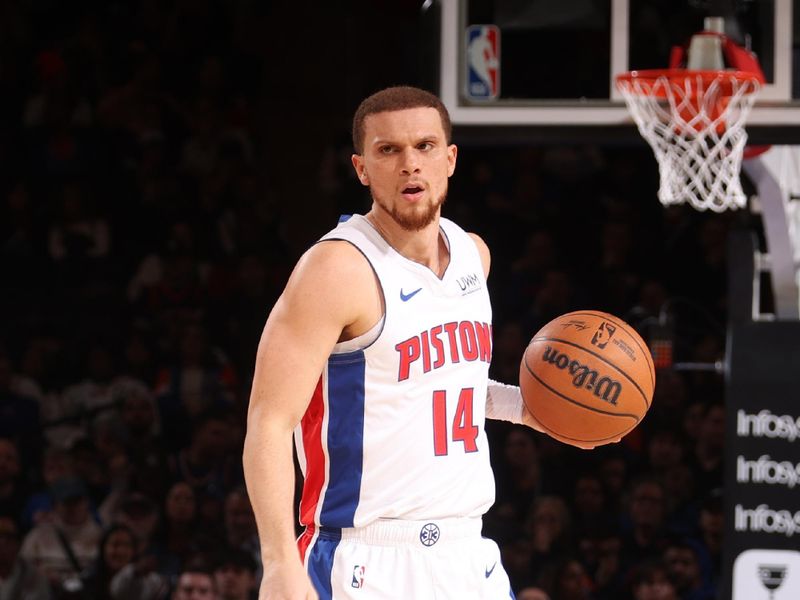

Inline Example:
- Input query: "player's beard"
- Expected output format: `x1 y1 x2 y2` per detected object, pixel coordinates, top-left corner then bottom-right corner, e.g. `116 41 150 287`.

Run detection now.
370 188 447 232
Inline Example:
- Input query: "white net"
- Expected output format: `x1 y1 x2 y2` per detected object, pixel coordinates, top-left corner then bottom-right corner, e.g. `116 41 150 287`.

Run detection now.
616 71 761 212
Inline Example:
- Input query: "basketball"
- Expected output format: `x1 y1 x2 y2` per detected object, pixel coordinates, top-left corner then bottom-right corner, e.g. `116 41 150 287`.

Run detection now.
519 310 655 448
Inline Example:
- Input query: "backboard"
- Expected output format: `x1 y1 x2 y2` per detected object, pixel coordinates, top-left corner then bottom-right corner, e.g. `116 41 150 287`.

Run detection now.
439 0 800 132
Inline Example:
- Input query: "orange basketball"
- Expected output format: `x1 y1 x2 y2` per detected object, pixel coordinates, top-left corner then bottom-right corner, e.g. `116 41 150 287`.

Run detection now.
519 310 655 448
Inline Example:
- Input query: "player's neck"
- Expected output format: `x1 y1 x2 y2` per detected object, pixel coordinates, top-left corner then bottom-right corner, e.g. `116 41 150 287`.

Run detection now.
365 209 449 278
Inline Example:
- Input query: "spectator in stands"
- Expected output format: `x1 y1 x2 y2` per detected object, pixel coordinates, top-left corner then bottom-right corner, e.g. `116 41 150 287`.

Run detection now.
526 269 581 333
0 182 39 289
697 490 723 588
500 530 536 592
493 427 543 525
596 450 629 514
109 548 169 600
537 556 592 600
105 492 160 556
23 446 74 529
646 428 686 476
570 472 609 536
81 524 137 599
172 558 218 600
516 586 551 600
525 496 573 584
58 342 141 450
620 478 669 569
213 548 256 600
221 487 259 580
576 525 623 600
69 438 111 508
151 481 199 582
508 230 559 317
20 476 102 591
115 381 172 500
0 351 42 462
0 438 26 524
688 402 725 497
170 410 239 513
0 515 51 600
629 559 679 600
119 327 158 384
47 180 111 286
648 371 688 431
663 538 716 600
82 520 168 600
157 324 237 450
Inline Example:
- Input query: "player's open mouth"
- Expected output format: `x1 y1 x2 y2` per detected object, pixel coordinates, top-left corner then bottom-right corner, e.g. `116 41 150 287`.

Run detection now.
401 185 425 201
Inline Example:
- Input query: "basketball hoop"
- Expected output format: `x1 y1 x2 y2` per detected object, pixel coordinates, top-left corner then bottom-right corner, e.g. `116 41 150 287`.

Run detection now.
616 69 761 212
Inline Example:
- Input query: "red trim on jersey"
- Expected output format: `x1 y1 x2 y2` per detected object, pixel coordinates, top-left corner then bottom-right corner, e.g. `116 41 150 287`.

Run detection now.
297 524 316 562
299 377 326 526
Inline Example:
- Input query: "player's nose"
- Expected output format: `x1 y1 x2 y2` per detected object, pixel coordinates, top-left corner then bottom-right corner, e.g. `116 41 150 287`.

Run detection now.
399 147 421 174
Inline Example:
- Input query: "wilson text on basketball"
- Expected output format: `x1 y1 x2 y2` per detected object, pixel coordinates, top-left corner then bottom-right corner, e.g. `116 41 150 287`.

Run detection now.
542 346 622 405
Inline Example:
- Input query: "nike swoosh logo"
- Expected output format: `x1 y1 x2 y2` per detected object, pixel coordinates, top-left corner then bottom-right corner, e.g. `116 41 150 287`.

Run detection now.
485 562 496 578
400 287 422 302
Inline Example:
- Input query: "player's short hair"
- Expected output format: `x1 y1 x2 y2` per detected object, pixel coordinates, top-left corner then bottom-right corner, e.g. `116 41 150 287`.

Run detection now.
352 86 452 154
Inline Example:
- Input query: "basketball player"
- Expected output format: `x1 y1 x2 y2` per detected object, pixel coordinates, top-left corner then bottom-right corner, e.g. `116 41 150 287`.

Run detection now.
242 86 585 600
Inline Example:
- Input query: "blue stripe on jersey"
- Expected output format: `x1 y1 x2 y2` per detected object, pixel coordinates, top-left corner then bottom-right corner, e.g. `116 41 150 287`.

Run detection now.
320 351 365 526
308 528 341 599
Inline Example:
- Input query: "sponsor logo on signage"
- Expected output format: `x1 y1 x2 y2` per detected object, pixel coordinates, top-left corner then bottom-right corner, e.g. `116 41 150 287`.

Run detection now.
732 549 800 599
737 410 800 441
735 504 800 537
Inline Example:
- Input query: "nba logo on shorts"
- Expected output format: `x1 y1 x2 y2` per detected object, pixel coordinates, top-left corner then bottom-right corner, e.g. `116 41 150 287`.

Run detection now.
465 24 500 100
351 565 365 589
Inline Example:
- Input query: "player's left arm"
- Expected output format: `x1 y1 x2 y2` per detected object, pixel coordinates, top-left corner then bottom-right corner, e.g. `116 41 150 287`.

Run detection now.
467 232 545 432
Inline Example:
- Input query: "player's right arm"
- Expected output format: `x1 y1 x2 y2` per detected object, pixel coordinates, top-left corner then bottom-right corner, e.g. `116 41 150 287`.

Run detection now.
243 240 377 600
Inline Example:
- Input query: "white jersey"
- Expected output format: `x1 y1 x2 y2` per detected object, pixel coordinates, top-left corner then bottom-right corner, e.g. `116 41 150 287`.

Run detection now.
294 214 495 532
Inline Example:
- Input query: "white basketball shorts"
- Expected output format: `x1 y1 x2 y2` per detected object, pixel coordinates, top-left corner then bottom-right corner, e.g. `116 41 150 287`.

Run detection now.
300 517 515 599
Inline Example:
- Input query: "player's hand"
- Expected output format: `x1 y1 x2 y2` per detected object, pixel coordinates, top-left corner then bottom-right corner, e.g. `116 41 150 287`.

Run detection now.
259 560 319 600
520 405 546 434
522 406 621 450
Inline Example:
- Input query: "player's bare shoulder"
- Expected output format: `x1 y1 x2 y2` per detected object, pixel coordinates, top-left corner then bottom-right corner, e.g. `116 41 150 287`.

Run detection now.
467 232 491 278
299 238 374 283
285 239 382 337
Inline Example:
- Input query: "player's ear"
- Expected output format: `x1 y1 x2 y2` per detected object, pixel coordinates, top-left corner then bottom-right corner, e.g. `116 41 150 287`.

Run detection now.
351 154 369 186
447 144 458 177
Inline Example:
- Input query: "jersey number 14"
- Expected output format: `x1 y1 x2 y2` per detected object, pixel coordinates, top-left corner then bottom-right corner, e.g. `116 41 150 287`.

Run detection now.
432 388 479 456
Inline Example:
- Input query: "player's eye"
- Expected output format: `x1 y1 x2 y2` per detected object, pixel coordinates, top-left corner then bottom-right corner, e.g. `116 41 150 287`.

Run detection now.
379 145 395 154
418 142 433 151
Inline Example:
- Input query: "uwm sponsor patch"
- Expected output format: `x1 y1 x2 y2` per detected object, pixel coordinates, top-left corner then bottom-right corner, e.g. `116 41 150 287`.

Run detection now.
541 346 622 406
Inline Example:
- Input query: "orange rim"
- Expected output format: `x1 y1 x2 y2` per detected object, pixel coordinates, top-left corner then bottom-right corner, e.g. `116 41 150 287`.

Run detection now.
616 69 761 98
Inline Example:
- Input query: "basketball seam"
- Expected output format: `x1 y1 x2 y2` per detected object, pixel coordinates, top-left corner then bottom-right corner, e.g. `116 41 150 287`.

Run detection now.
561 311 655 393
530 336 650 413
523 356 640 421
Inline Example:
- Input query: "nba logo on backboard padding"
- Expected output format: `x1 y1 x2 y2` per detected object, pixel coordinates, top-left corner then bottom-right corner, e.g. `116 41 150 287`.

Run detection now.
465 24 500 100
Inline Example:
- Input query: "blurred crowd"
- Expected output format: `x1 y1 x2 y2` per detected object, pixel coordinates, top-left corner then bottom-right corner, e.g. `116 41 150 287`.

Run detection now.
1 2 737 599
